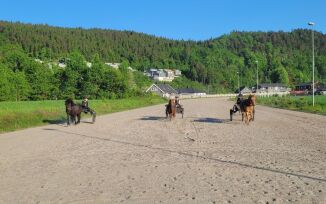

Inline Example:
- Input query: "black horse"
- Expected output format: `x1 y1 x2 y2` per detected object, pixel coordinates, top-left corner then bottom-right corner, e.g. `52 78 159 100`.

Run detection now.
65 98 97 125
65 98 83 125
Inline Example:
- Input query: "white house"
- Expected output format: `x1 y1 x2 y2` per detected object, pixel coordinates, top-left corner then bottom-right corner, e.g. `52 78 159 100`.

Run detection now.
144 68 182 82
105 62 120 69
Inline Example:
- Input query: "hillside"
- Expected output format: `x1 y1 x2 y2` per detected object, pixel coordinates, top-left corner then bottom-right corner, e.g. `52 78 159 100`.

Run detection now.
0 21 326 100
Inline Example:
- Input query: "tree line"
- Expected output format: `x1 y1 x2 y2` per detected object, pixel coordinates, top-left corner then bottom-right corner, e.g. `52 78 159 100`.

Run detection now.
0 44 152 101
0 21 325 100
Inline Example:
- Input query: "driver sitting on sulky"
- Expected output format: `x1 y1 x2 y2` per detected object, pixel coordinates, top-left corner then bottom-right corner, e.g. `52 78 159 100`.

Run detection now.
81 96 90 113
232 93 243 113
175 95 182 108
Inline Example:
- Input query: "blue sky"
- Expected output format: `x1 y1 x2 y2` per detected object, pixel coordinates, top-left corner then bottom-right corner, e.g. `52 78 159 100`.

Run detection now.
1 0 325 40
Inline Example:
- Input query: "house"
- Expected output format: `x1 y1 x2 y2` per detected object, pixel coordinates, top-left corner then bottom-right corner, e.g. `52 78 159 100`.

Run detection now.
105 62 120 69
235 86 252 94
177 88 206 96
257 83 290 93
174 69 182 76
290 82 313 95
34 59 43 63
144 68 182 82
105 62 135 71
86 62 92 68
295 82 313 91
127 67 135 72
146 68 158 77
58 62 66 68
153 69 171 81
146 84 178 98
164 69 174 78
291 82 325 95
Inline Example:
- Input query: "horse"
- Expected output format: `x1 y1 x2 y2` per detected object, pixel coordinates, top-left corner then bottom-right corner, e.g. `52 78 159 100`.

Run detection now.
240 94 256 125
165 98 176 120
65 98 97 125
65 98 83 125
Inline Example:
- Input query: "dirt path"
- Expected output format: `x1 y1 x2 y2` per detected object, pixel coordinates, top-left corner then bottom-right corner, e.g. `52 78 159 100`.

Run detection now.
0 97 325 204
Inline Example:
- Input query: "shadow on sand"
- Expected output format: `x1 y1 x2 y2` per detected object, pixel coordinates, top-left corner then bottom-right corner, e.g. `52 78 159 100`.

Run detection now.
139 116 166 121
193 118 229 123
81 121 94 124
42 118 65 125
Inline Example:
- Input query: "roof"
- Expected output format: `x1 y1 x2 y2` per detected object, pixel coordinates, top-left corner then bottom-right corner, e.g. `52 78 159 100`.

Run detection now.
235 86 252 93
157 84 178 94
178 88 206 94
259 83 287 88
296 82 313 86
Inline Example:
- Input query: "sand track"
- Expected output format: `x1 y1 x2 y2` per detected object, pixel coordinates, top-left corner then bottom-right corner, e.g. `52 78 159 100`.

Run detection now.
0 97 325 203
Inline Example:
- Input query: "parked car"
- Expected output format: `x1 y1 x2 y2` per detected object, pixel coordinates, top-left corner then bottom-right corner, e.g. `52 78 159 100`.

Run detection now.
315 89 326 95
290 90 309 96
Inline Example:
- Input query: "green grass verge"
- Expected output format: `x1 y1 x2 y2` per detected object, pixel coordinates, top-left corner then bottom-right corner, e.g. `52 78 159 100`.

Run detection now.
0 95 166 133
257 95 326 115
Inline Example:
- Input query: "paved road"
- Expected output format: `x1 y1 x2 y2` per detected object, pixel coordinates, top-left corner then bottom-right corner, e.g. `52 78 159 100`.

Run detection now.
0 97 325 203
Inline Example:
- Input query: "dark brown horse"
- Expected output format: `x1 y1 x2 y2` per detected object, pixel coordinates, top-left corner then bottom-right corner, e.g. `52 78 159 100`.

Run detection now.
65 99 83 125
165 98 176 120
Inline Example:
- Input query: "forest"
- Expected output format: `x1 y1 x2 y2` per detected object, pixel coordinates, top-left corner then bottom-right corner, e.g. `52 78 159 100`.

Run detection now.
0 21 325 101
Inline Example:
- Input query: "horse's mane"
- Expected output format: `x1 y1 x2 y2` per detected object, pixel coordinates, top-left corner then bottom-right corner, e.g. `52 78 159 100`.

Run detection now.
248 94 256 106
65 98 75 106
169 99 175 105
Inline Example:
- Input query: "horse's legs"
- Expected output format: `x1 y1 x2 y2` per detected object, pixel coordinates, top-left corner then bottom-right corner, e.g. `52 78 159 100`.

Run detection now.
252 108 255 121
67 114 70 125
246 112 250 125
243 112 248 125
77 114 81 124
248 112 252 122
230 109 233 121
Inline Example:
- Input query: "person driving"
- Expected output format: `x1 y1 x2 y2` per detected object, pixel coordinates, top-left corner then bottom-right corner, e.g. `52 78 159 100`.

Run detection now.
232 93 243 113
175 95 181 107
81 96 90 113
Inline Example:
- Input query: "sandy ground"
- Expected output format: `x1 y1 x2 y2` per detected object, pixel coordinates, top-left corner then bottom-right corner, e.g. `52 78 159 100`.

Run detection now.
0 97 325 204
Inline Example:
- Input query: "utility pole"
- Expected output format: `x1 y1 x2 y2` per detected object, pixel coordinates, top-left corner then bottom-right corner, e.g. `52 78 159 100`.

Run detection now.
237 71 240 93
255 60 259 93
308 22 315 107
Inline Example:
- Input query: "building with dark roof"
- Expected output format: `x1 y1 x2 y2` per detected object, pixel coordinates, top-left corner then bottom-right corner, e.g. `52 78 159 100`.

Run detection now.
146 83 178 98
235 86 252 94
